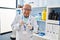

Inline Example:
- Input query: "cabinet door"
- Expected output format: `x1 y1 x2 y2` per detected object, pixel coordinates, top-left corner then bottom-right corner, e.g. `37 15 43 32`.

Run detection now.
52 25 59 34
52 25 59 40
46 24 53 39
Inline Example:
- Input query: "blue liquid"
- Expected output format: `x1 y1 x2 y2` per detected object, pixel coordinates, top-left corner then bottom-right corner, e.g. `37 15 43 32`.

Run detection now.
38 32 45 36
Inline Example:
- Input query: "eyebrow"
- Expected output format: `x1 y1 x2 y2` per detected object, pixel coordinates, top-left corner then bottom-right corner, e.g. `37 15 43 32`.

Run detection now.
23 8 31 9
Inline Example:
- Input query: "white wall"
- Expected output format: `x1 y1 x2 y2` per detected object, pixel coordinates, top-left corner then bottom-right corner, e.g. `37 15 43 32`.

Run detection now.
0 9 16 33
0 15 1 32
0 0 16 33
47 0 60 7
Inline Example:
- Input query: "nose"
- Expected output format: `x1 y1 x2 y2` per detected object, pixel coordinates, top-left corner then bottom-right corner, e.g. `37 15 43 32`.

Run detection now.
24 10 28 13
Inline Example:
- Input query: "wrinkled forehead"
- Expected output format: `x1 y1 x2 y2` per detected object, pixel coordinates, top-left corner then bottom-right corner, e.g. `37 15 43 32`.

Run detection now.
23 4 31 9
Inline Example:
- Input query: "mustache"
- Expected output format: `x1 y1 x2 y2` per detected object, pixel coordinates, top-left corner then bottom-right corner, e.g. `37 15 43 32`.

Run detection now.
24 16 29 18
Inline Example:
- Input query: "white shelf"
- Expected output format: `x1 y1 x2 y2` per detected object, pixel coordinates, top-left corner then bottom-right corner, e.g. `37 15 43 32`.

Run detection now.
37 20 46 22
47 20 59 24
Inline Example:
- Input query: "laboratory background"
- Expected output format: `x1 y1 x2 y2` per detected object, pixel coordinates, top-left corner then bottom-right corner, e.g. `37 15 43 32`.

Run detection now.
0 0 60 40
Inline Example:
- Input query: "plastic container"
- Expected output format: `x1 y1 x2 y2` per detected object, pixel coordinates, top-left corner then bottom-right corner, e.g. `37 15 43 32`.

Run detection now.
39 13 42 20
37 21 46 36
16 8 22 15
42 8 46 21
35 13 42 21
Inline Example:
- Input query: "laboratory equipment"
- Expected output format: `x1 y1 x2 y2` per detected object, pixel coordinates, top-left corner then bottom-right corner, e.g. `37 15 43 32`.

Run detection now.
48 10 59 20
46 7 60 40
39 13 42 20
16 8 22 15
35 13 42 21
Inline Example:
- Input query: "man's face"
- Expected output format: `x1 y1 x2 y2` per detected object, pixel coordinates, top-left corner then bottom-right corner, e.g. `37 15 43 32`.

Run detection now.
22 5 31 17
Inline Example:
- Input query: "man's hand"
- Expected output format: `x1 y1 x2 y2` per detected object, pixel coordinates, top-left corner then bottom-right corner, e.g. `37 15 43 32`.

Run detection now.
20 20 24 26
27 24 32 30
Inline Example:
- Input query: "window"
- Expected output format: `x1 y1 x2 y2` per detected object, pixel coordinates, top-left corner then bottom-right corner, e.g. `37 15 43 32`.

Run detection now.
0 0 16 8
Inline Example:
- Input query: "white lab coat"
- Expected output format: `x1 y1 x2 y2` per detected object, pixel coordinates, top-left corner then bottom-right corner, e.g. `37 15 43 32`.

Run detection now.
11 14 38 40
